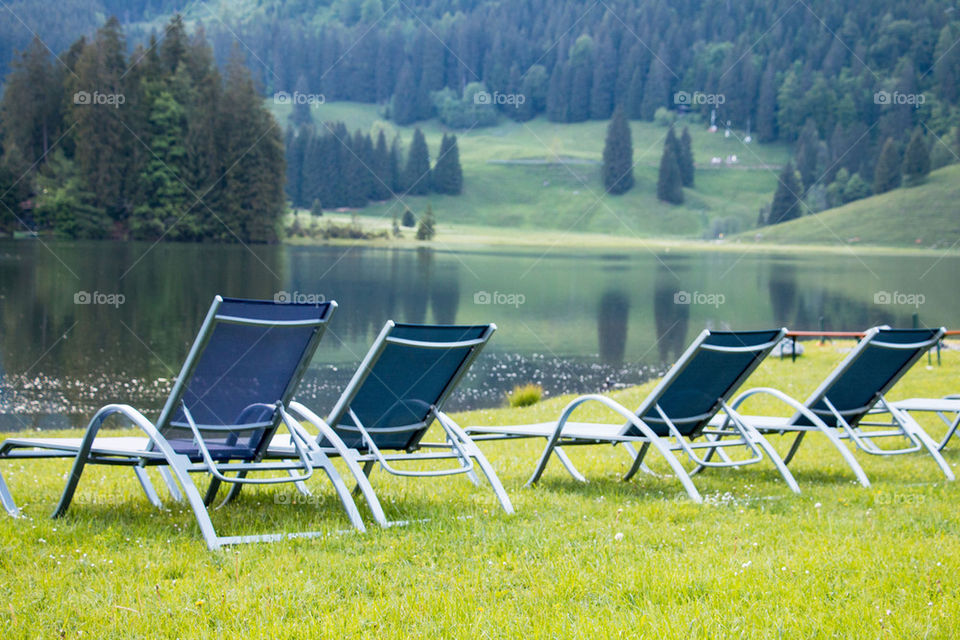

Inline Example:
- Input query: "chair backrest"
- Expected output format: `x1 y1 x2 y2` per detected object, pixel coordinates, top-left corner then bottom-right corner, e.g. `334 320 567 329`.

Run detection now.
791 326 944 428
324 322 495 451
156 296 335 460
626 328 787 438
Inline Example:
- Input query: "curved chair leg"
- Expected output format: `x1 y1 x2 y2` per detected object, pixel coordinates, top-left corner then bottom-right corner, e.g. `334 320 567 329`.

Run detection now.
896 412 956 481
809 426 871 487
783 432 805 465
0 472 19 517
157 467 182 501
311 452 366 531
132 466 163 509
641 437 702 503
460 440 514 514
742 428 801 494
341 454 388 527
554 447 587 482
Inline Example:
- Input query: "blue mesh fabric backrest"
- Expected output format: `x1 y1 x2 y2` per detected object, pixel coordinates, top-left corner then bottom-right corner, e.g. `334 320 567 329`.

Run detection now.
329 323 491 451
630 329 784 438
794 328 941 428
160 298 332 460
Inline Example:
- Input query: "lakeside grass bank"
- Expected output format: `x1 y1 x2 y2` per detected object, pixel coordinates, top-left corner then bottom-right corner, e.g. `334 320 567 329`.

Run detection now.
0 342 958 637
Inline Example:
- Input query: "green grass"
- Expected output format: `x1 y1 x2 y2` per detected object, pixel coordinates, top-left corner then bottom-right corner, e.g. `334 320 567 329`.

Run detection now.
2 342 959 637
749 165 960 248
269 101 791 238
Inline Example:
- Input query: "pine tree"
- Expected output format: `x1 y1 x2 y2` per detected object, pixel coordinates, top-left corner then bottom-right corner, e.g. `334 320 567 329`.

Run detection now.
901 128 931 187
131 91 191 240
402 208 416 227
873 137 902 194
416 203 436 240
601 106 634 194
33 150 109 238
370 130 393 200
768 162 803 224
392 62 420 125
0 37 64 165
311 199 323 216
389 135 403 193
656 134 684 204
403 128 431 195
546 63 568 122
640 56 670 120
0 144 31 233
678 127 695 187
432 134 463 195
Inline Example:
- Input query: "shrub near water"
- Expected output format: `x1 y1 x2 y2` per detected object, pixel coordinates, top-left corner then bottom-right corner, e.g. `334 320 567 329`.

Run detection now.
507 383 543 407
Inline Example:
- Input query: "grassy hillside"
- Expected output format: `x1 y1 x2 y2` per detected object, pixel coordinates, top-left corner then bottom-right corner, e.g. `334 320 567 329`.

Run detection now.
749 165 960 248
269 101 790 238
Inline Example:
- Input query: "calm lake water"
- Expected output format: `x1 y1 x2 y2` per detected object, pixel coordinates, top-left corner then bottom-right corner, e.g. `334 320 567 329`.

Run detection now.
1 239 956 430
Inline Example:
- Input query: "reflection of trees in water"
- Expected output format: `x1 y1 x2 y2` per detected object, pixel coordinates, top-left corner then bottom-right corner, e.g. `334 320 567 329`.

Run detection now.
653 261 688 363
597 290 629 364
0 242 284 378
768 262 797 327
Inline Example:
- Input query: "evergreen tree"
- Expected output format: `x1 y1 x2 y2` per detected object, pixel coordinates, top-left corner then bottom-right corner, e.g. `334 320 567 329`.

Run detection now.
402 208 416 227
601 106 634 194
0 37 64 166
901 128 931 187
392 62 420 125
71 17 132 222
131 91 191 240
873 137 901 194
589 38 616 120
416 203 436 240
403 128 431 195
768 162 803 224
33 150 109 238
678 126 695 188
640 56 670 120
389 135 403 193
656 133 684 204
432 134 463 195
370 130 393 200
0 144 31 234
546 63 568 122
311 198 323 216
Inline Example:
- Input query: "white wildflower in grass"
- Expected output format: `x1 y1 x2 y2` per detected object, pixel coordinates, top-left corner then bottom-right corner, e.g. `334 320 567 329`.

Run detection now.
614 532 624 542
741 561 752 568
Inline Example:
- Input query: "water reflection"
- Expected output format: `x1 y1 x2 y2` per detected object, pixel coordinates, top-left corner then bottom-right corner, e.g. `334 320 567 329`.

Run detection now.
0 241 955 429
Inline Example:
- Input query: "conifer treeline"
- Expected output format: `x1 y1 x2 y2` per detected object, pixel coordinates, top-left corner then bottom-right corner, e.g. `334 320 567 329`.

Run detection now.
285 125 462 210
0 16 285 241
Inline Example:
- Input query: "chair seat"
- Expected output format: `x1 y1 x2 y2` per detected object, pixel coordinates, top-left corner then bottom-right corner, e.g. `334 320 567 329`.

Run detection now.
2 436 257 461
707 414 792 430
467 422 628 441
892 398 960 412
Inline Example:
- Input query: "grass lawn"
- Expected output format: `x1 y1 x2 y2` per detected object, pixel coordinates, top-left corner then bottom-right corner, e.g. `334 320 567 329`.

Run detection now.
269 101 790 238
1 341 958 637
745 165 960 249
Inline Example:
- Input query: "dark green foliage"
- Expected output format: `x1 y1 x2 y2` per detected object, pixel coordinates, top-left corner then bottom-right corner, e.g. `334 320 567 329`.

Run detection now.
0 144 32 233
432 134 463 195
402 208 416 227
873 138 902 194
601 107 633 195
656 131 683 204
311 199 323 216
768 162 804 225
416 203 436 240
0 14 286 243
678 127 694 188
902 128 931 187
403 128 431 195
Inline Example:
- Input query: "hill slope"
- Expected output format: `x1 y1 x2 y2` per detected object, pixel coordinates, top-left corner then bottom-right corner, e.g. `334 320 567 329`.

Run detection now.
748 165 960 248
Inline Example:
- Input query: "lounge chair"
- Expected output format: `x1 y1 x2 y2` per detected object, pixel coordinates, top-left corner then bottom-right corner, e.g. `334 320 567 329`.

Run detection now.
0 296 367 549
250 321 514 526
712 327 955 486
888 394 960 451
466 329 797 503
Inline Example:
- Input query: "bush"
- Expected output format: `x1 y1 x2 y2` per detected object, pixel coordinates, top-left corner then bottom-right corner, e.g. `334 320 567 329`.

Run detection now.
401 209 416 227
507 383 543 408
653 107 676 127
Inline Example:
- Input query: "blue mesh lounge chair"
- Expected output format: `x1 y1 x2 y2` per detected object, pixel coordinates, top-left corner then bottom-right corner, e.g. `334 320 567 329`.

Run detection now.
888 395 960 451
710 327 955 487
0 296 367 549
466 329 797 503
256 321 514 527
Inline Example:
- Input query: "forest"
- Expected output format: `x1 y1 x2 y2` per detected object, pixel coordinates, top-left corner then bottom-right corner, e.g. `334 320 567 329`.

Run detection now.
1 0 958 240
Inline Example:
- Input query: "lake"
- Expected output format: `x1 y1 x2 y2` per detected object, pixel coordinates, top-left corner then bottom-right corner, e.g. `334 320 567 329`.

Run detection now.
1 239 956 430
